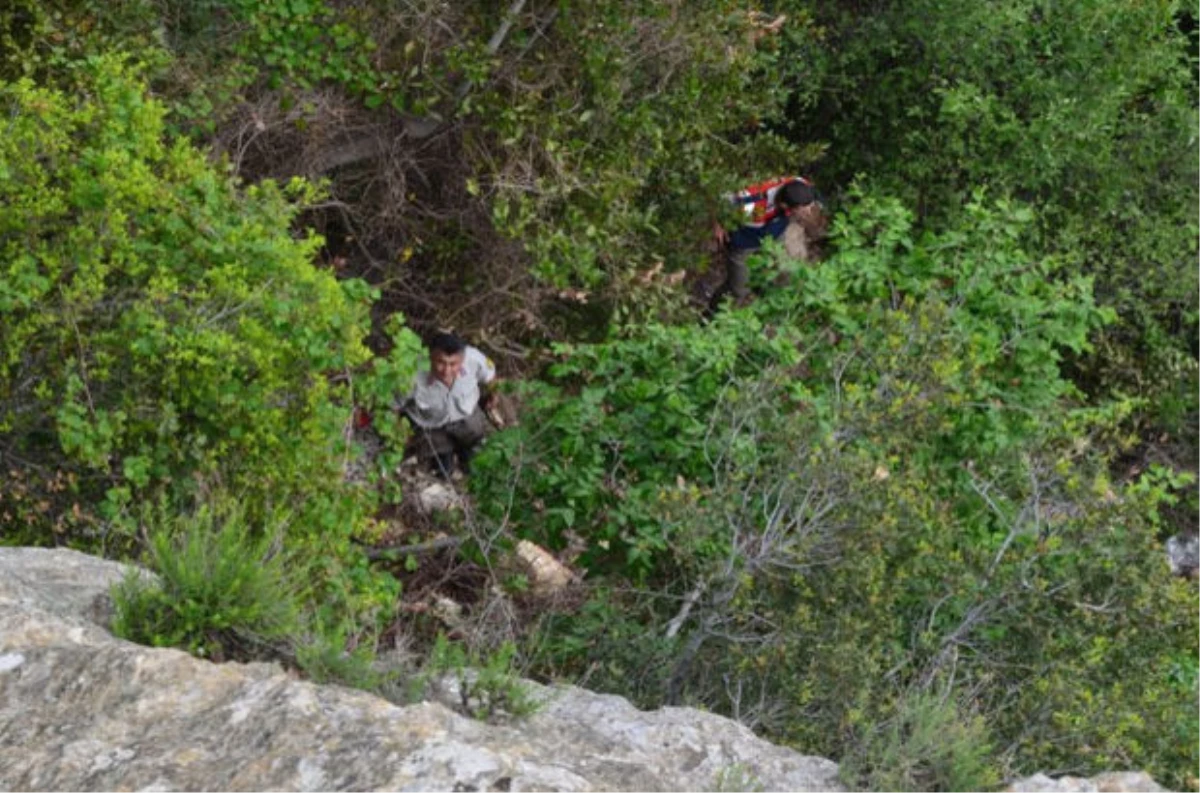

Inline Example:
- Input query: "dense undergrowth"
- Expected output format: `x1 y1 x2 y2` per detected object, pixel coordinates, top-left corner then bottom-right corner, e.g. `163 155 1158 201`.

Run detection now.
1 1 1196 790
470 203 1198 787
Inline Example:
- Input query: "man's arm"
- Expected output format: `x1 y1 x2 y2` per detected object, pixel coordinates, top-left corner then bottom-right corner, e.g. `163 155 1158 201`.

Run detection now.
465 346 499 406
465 346 506 426
394 390 416 424
712 218 730 247
710 187 744 248
394 369 425 425
479 378 497 408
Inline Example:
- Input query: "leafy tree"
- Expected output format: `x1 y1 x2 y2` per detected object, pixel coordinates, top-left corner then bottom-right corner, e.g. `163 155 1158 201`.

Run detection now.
0 0 168 85
0 57 413 627
793 0 1198 459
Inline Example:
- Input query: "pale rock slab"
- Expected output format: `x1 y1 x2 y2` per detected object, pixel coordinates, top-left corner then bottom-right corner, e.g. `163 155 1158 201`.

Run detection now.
1005 771 1167 792
0 547 842 792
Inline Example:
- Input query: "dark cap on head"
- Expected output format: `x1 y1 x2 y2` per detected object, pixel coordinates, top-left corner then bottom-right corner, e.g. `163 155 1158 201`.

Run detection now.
429 332 466 356
776 180 817 209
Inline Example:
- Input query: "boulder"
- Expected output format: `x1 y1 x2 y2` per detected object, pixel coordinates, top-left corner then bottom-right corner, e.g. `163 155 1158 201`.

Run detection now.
0 547 842 792
1166 532 1198 578
417 481 462 512
513 539 576 596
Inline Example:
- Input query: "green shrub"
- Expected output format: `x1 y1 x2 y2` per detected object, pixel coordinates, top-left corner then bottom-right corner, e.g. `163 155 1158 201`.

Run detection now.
0 57 417 626
293 621 386 691
111 501 299 661
110 495 411 696
473 192 1110 580
839 691 999 792
419 635 540 722
0 0 170 86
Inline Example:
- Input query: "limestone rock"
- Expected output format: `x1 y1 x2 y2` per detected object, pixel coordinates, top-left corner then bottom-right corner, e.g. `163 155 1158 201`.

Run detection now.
514 539 576 596
0 547 843 792
1005 771 1166 792
1166 532 1198 578
417 481 462 512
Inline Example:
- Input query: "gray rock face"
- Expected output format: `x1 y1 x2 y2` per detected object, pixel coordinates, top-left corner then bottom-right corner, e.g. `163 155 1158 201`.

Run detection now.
0 547 842 792
1005 771 1166 792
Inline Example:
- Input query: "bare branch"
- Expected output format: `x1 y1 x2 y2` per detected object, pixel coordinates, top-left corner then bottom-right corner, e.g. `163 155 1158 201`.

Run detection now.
366 536 463 560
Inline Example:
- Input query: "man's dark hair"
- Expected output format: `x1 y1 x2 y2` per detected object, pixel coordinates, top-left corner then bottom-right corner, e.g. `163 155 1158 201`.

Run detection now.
429 332 466 356
776 180 817 209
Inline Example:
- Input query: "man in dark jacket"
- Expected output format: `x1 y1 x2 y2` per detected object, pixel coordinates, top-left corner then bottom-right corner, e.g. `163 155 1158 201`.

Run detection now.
710 176 823 307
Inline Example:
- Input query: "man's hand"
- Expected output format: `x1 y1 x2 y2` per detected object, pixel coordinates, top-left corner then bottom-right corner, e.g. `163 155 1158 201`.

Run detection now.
712 220 729 247
479 383 502 415
480 389 506 428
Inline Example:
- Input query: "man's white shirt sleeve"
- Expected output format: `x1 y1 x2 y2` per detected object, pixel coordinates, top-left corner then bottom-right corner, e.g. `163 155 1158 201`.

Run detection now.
465 346 496 385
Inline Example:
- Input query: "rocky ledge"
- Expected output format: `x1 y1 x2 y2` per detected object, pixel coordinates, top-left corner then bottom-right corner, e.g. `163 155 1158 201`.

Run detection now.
0 547 1172 792
0 547 841 792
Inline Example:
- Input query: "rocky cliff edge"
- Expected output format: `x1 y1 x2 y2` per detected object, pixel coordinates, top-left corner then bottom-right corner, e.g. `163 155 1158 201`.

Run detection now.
0 547 1170 792
0 547 842 792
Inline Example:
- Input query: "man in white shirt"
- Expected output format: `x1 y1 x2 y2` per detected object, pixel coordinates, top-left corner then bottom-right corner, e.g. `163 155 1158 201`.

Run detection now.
401 332 497 477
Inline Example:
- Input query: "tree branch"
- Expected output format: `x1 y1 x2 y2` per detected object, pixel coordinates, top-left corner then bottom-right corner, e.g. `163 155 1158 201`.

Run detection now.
366 536 463 560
